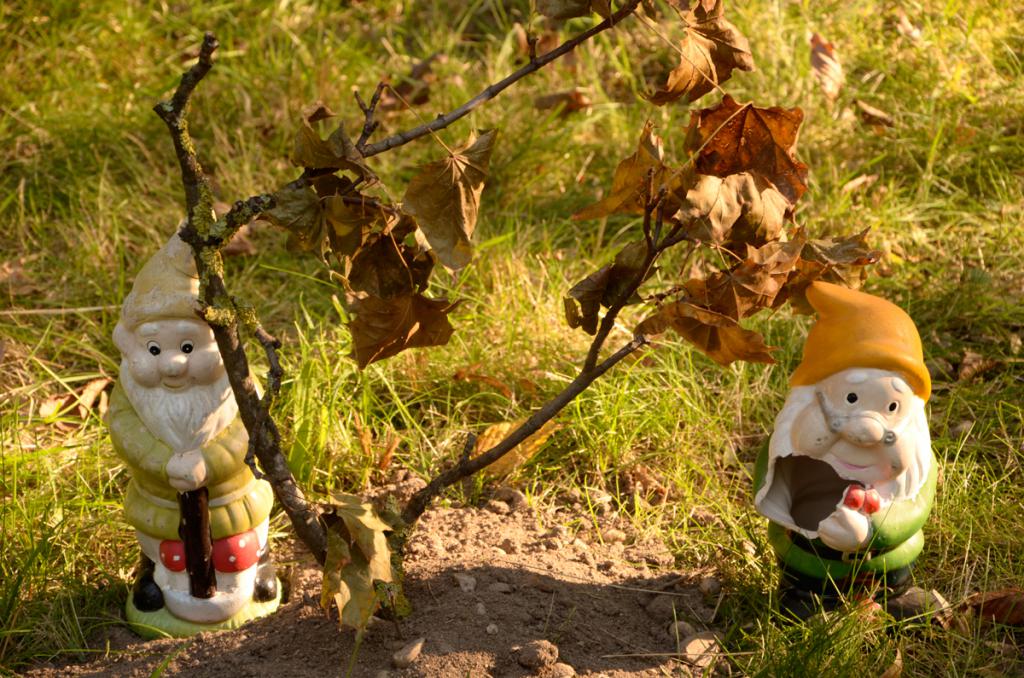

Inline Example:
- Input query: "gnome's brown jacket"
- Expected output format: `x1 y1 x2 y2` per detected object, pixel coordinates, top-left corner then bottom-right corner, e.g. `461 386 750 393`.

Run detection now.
108 383 273 541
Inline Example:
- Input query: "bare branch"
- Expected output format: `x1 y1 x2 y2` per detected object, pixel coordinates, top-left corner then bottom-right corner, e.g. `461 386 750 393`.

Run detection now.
401 333 648 525
355 82 387 151
156 33 329 564
361 0 641 158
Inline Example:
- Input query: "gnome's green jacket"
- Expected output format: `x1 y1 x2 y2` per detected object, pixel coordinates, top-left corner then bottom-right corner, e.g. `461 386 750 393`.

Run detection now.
108 383 273 541
754 445 936 581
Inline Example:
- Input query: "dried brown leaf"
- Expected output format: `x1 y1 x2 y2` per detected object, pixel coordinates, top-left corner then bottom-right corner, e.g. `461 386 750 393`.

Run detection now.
678 172 790 248
346 233 434 300
453 366 514 399
690 94 808 203
291 104 374 178
573 122 688 220
810 33 844 103
646 1 754 106
262 184 324 252
958 350 1002 382
347 293 458 368
855 100 895 128
637 301 777 365
402 129 497 270
379 55 439 111
962 588 1024 626
565 240 650 334
77 377 113 419
686 236 804 320
780 228 881 312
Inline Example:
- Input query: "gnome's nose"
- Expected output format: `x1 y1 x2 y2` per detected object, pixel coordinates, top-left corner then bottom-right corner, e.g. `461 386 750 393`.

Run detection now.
838 414 887 447
160 354 188 378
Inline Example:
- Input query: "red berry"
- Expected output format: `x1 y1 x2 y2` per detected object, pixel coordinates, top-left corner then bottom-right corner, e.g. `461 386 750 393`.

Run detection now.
844 485 865 510
863 489 881 514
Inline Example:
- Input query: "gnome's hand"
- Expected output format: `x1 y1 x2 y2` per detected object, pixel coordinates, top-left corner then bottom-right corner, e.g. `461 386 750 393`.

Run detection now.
816 505 871 552
166 448 208 492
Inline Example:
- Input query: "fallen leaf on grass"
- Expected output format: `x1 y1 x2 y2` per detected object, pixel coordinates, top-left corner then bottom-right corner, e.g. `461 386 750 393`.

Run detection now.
402 129 497 270
689 95 808 203
77 377 112 419
453 366 514 399
880 649 903 678
1 257 42 296
473 419 562 479
645 0 754 106
855 100 895 128
810 33 844 103
962 588 1024 626
534 88 592 115
379 54 440 111
958 350 1002 382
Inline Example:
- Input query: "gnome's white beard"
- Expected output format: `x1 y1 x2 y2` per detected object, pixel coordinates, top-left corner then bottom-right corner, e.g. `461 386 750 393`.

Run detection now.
121 364 238 452
756 385 932 537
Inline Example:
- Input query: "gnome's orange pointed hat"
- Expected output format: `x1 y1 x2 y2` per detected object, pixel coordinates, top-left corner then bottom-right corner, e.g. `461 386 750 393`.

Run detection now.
790 281 931 400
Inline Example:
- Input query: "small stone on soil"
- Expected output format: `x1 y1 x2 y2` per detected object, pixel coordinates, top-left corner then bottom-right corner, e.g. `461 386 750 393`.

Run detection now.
699 576 722 596
681 631 722 669
485 499 510 515
392 637 425 668
549 662 576 677
475 602 487 616
645 594 682 621
487 582 513 594
602 527 627 544
454 573 477 592
517 639 559 669
486 623 499 635
666 620 697 641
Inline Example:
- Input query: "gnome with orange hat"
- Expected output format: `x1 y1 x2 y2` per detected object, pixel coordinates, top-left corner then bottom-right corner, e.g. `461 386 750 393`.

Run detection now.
107 231 281 637
754 281 937 617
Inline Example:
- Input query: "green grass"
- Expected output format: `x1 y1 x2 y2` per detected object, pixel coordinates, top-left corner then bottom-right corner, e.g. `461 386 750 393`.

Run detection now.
2 0 1023 674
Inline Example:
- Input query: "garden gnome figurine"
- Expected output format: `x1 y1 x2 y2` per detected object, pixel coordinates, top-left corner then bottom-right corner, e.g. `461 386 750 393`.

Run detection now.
754 281 936 618
107 231 281 637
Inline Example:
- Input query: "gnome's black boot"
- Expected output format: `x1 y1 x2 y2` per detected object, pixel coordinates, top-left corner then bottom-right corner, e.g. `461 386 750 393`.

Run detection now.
132 553 164 612
253 549 278 602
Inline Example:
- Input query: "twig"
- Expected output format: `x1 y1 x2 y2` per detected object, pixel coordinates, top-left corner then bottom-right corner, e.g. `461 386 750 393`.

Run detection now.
155 33 328 564
401 333 649 525
360 0 641 158
354 82 386 151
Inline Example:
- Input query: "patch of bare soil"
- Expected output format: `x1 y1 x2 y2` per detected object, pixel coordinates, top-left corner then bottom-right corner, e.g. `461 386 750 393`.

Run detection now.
26 495 726 677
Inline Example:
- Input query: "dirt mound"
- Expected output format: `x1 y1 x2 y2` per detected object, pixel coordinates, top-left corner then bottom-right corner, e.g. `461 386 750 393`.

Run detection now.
26 498 725 677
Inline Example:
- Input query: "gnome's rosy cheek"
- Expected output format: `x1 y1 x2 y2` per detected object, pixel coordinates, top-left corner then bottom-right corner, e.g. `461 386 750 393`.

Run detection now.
115 323 163 387
185 337 226 385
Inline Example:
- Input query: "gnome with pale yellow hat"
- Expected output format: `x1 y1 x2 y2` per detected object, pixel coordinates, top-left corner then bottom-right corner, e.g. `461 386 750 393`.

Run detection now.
108 231 280 637
754 281 936 617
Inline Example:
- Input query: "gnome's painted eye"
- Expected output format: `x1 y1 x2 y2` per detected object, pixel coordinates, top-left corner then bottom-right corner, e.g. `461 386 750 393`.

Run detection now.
846 393 858 404
180 341 194 354
888 401 898 412
147 342 161 356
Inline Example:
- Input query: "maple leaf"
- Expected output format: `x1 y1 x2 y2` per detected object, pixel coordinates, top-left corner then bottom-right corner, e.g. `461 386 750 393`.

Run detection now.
685 235 804 320
962 588 1024 626
402 129 497 270
778 228 881 313
573 122 688 220
810 33 844 103
345 233 434 300
637 301 777 366
647 0 754 106
677 172 790 249
261 183 324 252
347 292 458 368
564 240 650 334
290 103 374 179
320 493 394 632
689 94 808 203
322 194 385 259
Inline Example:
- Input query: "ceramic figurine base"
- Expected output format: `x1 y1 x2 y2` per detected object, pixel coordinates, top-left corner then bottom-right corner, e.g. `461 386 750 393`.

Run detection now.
126 580 282 639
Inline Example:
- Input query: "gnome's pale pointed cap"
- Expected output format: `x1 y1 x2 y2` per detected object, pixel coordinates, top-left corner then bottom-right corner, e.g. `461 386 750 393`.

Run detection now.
120 232 200 329
790 281 931 400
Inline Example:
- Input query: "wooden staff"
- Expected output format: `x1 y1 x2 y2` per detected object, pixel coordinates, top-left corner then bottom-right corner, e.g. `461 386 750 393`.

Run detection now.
178 488 216 598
